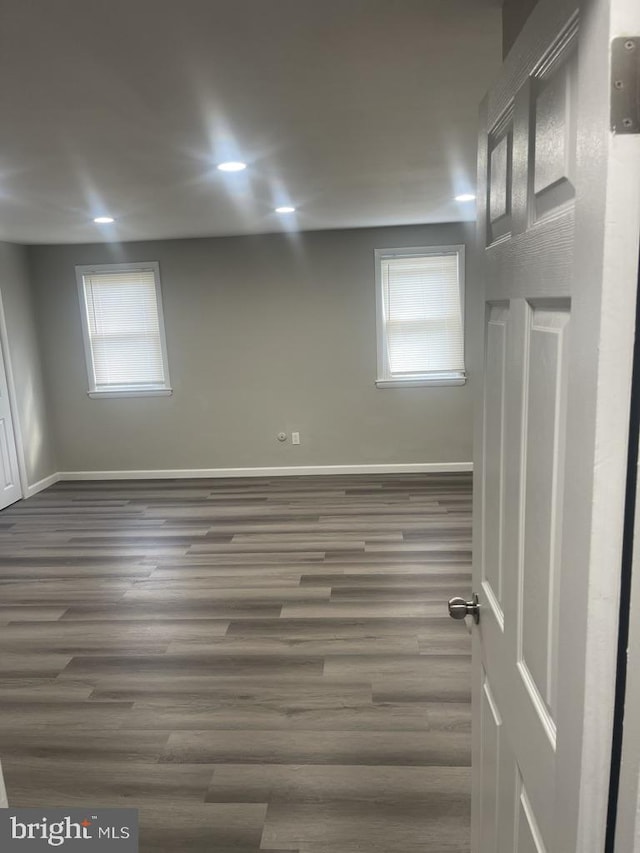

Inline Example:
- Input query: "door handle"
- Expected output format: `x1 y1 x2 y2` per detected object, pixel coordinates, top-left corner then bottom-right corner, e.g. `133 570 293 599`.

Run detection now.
448 593 480 624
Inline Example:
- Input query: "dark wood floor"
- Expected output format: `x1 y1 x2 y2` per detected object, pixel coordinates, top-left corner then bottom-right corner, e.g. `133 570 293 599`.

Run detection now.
0 473 472 853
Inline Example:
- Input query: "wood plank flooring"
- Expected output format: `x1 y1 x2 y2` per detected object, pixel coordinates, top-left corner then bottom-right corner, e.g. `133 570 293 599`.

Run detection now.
0 473 472 853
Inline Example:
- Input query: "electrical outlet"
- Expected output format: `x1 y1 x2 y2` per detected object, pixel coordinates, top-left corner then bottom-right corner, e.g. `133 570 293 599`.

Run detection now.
292 431 300 445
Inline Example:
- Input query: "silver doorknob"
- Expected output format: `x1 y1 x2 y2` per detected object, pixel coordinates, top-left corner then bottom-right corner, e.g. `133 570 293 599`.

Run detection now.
448 593 480 624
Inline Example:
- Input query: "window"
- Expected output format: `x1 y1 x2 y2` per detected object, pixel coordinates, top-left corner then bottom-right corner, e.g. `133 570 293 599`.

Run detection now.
76 262 171 398
374 245 466 388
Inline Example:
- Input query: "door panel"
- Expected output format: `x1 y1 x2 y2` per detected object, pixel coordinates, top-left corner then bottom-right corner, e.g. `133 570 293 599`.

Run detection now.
531 48 577 220
520 303 569 719
482 305 509 620
488 121 514 243
517 785 548 853
479 674 501 852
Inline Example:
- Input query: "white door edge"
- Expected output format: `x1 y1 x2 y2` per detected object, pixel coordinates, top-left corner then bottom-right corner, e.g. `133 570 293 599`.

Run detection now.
0 288 27 500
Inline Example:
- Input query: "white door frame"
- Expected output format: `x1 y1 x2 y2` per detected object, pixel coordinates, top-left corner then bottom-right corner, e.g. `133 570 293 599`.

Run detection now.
612 250 640 851
566 0 640 847
0 288 27 501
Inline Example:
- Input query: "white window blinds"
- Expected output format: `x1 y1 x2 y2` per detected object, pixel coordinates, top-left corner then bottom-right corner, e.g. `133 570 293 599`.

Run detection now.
79 264 170 394
377 249 465 383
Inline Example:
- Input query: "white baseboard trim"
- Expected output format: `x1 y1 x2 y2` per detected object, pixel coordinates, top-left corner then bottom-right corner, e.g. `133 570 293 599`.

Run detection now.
56 462 473 481
24 472 61 498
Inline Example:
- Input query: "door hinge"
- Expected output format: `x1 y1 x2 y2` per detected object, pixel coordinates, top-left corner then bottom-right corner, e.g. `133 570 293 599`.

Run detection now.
612 37 640 134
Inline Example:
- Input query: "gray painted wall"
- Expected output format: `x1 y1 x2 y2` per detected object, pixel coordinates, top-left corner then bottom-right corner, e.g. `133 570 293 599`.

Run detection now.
28 223 479 473
0 241 57 486
502 0 540 56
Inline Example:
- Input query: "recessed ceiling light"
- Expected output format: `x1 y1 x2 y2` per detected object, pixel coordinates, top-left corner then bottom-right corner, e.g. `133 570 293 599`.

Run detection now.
217 161 247 172
275 206 296 214
455 194 476 202
93 216 115 224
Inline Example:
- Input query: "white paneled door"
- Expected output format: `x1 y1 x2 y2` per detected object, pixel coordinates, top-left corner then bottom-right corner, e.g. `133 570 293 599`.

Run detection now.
0 321 21 511
469 0 640 851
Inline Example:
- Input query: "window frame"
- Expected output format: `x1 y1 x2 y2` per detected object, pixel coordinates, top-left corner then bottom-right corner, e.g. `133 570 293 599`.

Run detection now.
374 244 467 388
75 261 172 399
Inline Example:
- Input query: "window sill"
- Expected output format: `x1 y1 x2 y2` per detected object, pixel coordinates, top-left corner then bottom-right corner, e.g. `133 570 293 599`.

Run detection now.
375 376 467 389
88 388 173 399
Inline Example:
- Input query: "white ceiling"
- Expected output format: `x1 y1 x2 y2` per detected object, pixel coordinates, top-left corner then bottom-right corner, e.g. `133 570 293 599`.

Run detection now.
0 0 502 245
